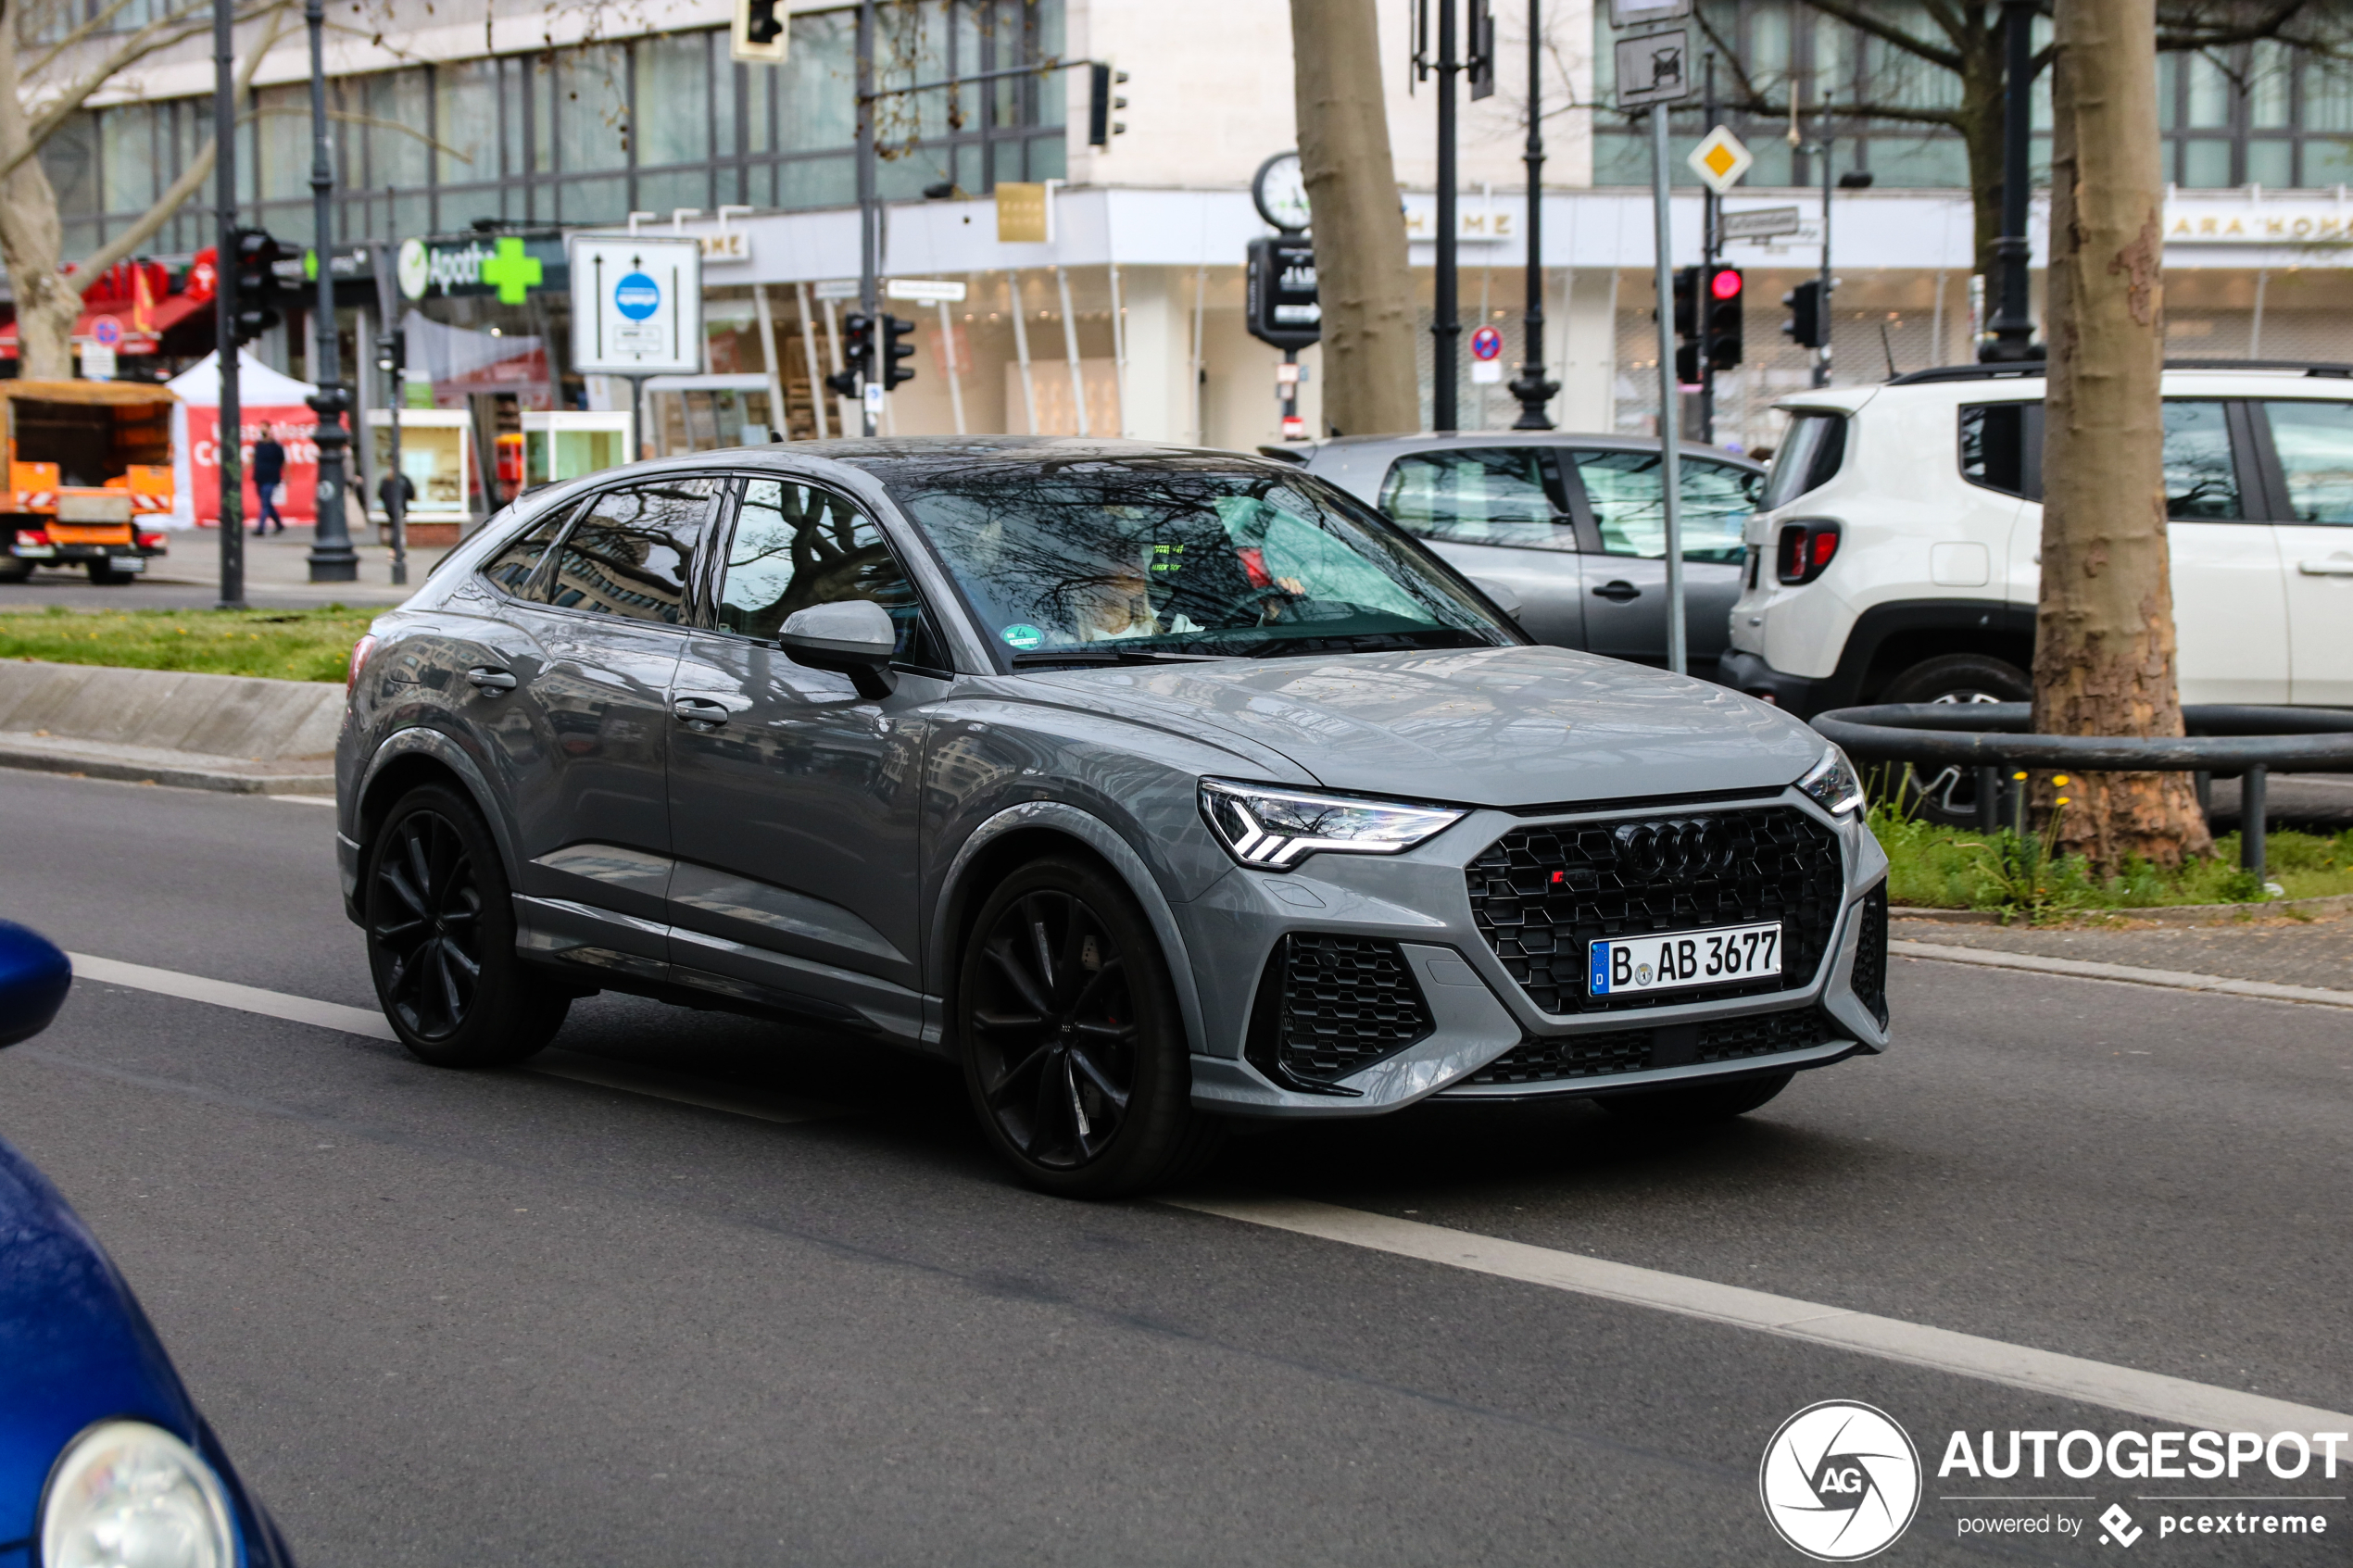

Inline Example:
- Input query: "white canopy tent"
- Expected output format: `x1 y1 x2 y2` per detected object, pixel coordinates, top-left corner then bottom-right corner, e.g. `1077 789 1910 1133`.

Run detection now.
164 351 318 529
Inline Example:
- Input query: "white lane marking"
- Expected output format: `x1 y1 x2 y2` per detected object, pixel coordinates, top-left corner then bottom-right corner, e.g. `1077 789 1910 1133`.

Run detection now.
1889 938 2353 1010
65 954 837 1125
266 794 336 806
70 952 397 1039
1165 1197 2353 1437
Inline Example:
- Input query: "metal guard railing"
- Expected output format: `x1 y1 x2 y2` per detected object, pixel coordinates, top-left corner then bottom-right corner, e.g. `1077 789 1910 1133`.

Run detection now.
1810 703 2353 884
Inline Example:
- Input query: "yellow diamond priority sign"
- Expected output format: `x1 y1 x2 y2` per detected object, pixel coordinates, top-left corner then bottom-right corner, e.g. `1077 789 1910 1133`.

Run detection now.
1688 125 1753 194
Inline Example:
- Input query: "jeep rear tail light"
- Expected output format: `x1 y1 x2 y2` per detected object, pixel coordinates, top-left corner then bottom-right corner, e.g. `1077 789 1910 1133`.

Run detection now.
1776 521 1842 584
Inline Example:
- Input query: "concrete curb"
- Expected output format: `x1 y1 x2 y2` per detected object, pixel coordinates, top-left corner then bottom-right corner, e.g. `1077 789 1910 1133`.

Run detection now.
1887 937 2353 1010
1894 890 2353 927
0 659 341 795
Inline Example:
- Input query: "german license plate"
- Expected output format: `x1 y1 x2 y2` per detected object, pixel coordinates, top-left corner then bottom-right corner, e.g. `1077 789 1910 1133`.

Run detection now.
1588 921 1781 997
108 557 145 572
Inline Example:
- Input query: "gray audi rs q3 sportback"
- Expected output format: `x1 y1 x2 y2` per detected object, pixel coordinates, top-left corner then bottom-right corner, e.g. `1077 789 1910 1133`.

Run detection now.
336 440 1891 1197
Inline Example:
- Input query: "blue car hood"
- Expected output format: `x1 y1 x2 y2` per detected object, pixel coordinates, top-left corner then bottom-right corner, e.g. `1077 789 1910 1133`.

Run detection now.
1014 644 1826 808
0 1135 196 1551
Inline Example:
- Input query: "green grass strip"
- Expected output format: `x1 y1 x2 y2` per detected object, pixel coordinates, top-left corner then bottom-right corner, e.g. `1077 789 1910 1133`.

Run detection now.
0 604 379 684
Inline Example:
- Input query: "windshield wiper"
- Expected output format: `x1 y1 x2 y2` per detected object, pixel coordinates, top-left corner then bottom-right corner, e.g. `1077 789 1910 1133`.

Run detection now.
1009 647 1223 669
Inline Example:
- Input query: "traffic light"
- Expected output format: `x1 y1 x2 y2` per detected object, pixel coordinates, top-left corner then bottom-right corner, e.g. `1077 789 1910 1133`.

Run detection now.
879 314 916 390
1781 279 1826 349
1087 62 1128 148
1466 0 1497 100
824 312 874 397
1703 262 1743 368
229 228 283 347
730 0 787 63
1670 264 1701 342
1676 342 1702 385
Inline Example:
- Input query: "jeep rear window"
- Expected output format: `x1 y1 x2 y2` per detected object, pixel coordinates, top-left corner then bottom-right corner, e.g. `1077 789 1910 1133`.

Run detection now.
1960 403 2035 497
1760 412 1844 510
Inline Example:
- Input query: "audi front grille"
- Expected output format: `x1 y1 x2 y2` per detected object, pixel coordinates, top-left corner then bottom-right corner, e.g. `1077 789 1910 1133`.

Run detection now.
1465 806 1844 1014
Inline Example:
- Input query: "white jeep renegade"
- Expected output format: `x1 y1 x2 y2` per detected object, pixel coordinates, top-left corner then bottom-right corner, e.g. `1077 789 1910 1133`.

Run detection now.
1721 363 2353 735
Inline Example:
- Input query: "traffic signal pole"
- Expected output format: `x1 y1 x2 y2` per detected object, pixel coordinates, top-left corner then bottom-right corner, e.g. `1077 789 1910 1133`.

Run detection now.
304 0 357 583
1815 99 1834 388
855 0 879 436
1432 0 1460 433
212 0 244 609
1698 53 1717 445
1648 101 1687 678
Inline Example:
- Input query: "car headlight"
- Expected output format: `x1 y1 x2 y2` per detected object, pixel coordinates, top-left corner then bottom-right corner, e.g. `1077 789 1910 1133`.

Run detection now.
42 1420 234 1568
1200 779 1465 871
1795 744 1867 817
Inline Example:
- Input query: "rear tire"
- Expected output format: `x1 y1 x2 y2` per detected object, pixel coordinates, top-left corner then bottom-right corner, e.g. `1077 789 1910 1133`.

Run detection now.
1597 1071 1793 1129
363 784 569 1068
957 855 1214 1198
1878 654 2030 827
86 560 131 585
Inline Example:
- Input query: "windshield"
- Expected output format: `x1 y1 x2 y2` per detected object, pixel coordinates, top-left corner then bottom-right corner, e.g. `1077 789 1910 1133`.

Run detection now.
881 459 1518 662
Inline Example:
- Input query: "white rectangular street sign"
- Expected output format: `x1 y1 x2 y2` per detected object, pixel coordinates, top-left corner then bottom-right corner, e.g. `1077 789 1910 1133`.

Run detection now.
1615 29 1692 108
1608 0 1690 25
886 278 969 304
1723 205 1804 240
570 235 702 375
812 279 861 300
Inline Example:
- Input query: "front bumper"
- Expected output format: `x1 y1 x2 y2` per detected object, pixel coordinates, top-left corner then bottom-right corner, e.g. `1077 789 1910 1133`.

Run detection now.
1715 650 1830 718
1182 785 1889 1119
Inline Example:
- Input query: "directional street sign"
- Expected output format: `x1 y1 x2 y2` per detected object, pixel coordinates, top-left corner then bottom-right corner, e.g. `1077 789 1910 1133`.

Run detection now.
569 235 702 375
886 278 969 304
1688 124 1754 194
1723 205 1804 241
1615 29 1692 109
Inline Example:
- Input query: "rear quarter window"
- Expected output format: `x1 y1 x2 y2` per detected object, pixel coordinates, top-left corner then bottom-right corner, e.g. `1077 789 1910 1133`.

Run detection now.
1760 412 1846 510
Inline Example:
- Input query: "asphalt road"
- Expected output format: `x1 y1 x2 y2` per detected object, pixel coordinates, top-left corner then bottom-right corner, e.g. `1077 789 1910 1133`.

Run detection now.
2 769 2347 1566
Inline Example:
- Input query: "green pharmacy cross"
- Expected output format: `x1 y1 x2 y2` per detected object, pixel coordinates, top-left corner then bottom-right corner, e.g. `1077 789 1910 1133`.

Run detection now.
481 237 544 305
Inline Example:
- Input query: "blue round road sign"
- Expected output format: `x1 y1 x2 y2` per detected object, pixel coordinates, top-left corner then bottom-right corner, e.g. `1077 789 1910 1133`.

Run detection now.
1470 324 1504 361
614 272 661 320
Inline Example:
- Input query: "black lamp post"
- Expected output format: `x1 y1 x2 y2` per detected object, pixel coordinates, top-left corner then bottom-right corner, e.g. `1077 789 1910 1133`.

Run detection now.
1980 0 2040 362
302 0 357 581
1506 0 1557 429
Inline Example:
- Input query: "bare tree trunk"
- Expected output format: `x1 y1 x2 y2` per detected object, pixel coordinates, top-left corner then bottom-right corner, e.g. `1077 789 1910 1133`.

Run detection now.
2034 0 2211 871
1290 0 1420 436
1955 43 2008 287
0 23 75 381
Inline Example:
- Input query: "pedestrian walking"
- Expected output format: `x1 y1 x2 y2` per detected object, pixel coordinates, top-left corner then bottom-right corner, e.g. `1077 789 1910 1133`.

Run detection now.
251 433 286 535
378 470 415 523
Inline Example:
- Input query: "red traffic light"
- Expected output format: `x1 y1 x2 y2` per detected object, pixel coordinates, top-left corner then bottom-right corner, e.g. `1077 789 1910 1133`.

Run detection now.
1709 267 1743 301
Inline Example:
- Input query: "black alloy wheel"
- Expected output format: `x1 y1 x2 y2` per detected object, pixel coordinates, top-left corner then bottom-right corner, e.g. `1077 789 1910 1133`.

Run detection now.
371 808 484 1041
960 857 1214 1197
364 784 570 1068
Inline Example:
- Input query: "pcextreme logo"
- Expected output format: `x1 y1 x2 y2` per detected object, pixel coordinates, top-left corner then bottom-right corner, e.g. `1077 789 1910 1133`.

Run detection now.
1760 1401 1924 1562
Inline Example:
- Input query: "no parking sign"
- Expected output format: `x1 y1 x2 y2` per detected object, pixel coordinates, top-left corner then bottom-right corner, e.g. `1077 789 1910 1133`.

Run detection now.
1470 323 1505 384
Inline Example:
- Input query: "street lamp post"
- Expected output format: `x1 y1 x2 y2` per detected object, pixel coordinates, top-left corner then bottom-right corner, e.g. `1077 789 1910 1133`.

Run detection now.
212 0 244 608
303 0 356 581
855 0 880 436
1432 0 1461 433
1506 0 1557 431
1980 0 2039 362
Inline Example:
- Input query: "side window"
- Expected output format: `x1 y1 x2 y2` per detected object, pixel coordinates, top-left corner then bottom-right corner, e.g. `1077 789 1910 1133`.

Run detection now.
2161 400 2241 520
1571 450 1755 566
2260 401 2353 523
1375 448 1574 551
1758 411 1846 510
718 478 941 664
479 505 572 598
544 477 718 623
1959 403 2034 497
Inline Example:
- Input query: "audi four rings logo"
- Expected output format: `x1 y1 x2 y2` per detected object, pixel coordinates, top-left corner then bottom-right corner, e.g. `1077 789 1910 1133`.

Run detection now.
1611 817 1733 881
1760 1401 1922 1561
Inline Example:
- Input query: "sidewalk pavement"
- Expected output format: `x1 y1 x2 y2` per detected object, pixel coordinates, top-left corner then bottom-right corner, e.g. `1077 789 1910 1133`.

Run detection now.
1893 910 2353 995
0 523 449 610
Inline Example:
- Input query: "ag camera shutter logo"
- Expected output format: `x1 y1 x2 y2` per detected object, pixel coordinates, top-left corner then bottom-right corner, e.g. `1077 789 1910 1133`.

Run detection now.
1760 1401 1922 1561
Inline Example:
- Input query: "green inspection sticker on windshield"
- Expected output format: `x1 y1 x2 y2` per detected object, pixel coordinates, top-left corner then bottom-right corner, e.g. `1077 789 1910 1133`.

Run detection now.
1000 623 1045 650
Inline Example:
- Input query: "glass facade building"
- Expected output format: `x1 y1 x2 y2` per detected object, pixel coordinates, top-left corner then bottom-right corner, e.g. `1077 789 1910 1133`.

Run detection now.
43 0 1065 262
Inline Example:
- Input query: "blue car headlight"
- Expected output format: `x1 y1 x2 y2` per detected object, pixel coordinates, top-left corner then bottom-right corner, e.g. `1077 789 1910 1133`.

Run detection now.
1200 779 1465 871
42 1420 234 1568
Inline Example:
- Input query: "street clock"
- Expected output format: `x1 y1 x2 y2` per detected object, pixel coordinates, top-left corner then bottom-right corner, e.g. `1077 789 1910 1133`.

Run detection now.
1252 151 1312 234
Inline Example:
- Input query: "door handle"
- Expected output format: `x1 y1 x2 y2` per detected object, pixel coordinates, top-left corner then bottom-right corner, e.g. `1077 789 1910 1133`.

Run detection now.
672 696 731 727
2296 558 2353 576
465 667 518 694
1591 580 1642 602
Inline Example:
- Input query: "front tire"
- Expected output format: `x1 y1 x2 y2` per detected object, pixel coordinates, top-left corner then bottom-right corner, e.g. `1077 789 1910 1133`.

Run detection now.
0 555 31 583
363 784 569 1068
1597 1071 1793 1129
958 856 1214 1198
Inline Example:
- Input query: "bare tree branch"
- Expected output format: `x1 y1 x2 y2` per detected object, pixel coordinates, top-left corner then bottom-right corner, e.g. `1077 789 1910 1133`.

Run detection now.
1786 0 1968 75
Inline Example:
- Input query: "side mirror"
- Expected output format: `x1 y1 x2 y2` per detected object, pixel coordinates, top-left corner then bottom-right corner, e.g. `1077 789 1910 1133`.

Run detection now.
779 599 899 699
0 921 71 1049
1467 574 1524 622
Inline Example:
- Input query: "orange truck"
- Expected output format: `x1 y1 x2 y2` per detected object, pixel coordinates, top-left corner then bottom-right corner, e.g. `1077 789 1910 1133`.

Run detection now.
0 382 174 585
